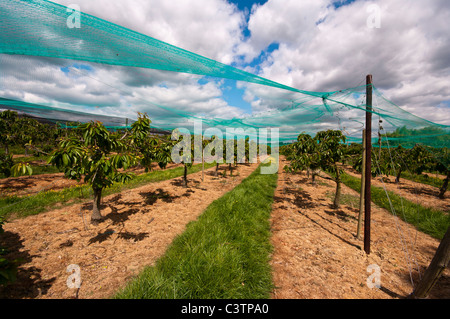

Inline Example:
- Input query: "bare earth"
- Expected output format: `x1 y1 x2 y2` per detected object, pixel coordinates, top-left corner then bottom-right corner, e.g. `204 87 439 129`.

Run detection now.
0 163 258 299
270 157 449 299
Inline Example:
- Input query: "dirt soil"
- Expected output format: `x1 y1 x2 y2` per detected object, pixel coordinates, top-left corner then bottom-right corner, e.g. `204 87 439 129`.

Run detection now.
0 163 258 299
270 157 449 299
0 172 82 198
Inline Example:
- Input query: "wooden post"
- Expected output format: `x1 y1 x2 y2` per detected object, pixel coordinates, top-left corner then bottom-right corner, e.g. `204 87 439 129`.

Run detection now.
357 129 366 240
364 74 373 255
202 148 205 182
409 226 450 298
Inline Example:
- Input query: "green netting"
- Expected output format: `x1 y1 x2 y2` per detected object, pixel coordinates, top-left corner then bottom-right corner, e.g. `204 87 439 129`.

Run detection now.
0 0 319 95
0 0 449 152
0 97 130 129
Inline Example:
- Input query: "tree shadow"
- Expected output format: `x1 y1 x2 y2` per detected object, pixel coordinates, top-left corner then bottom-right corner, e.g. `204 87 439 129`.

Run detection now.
88 228 149 245
116 231 149 242
398 184 439 197
139 188 181 205
88 228 116 245
324 208 356 223
292 190 318 209
379 285 404 299
207 165 226 177
170 178 189 187
0 178 38 192
274 186 318 209
0 230 56 298
105 207 140 225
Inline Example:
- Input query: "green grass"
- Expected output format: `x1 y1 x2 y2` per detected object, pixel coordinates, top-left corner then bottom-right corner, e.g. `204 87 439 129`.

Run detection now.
113 163 278 299
340 172 450 240
0 162 216 220
399 170 444 189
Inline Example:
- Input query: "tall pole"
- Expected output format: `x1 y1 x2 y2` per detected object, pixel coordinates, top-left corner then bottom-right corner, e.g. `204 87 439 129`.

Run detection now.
357 129 366 240
364 74 373 255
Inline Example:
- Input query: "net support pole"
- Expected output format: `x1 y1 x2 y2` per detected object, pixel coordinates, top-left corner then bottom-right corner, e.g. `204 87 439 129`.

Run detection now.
364 74 373 255
357 129 366 240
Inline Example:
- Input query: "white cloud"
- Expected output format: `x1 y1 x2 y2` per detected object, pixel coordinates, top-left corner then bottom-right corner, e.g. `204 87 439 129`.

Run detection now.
241 0 450 125
53 0 246 64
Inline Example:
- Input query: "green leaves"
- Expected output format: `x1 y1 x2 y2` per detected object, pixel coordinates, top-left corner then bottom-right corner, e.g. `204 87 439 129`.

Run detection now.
10 162 33 177
285 130 347 180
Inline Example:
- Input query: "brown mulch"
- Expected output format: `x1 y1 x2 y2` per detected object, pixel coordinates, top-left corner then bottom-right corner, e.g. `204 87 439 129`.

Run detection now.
0 163 258 299
270 157 449 299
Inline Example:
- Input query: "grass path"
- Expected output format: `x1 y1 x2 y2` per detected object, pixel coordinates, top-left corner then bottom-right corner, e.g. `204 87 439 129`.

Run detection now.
114 163 278 299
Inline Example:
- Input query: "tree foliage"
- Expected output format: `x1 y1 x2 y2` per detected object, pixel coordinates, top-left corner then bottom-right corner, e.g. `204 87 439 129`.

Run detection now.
284 130 347 208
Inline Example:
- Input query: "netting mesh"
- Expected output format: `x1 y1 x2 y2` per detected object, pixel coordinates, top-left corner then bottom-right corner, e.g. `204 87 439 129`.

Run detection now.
0 0 449 151
0 97 130 129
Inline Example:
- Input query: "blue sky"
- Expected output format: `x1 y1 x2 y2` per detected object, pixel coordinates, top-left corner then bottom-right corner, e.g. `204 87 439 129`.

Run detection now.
229 0 268 11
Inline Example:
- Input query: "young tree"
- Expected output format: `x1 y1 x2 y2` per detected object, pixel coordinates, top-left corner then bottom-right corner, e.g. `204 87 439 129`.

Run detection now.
315 130 347 208
391 144 432 184
284 132 321 183
128 113 172 171
171 128 194 187
49 121 137 224
285 130 347 208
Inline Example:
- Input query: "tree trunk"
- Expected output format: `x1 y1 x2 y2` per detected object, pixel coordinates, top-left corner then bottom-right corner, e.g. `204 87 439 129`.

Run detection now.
229 163 233 176
409 226 450 298
333 167 341 208
438 170 449 199
395 167 402 184
215 163 219 177
183 164 188 187
91 187 103 224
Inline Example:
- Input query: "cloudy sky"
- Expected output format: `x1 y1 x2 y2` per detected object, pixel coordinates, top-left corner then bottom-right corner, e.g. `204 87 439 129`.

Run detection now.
1 0 449 131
